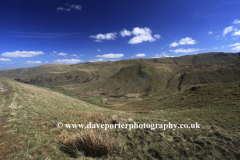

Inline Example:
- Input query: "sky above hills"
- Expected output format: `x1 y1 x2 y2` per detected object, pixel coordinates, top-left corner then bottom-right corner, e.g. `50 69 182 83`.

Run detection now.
0 0 240 69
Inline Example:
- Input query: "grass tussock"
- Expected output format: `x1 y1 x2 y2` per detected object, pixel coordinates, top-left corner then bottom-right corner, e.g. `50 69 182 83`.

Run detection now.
58 129 120 158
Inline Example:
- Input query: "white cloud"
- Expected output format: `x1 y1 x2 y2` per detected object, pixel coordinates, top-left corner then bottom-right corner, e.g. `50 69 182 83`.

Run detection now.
53 59 83 64
152 52 173 58
223 26 235 36
53 51 57 53
179 37 196 45
209 31 213 35
96 53 124 58
231 46 240 51
7 62 14 64
1 51 44 58
80 54 84 56
71 54 78 56
90 33 117 42
233 19 240 24
56 7 69 11
228 43 240 47
232 30 240 36
215 35 221 40
70 4 82 10
170 48 200 53
128 27 157 44
56 4 82 11
152 54 162 58
162 52 173 57
221 46 224 48
98 49 100 52
24 61 42 64
0 58 11 61
213 47 218 49
57 52 67 56
135 53 145 57
169 37 196 47
45 61 49 63
89 58 105 62
120 29 132 37
228 43 240 51
154 34 161 39
95 40 103 42
169 42 179 47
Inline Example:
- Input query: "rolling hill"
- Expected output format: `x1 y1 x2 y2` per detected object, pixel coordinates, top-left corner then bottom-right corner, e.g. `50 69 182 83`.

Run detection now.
1 52 239 108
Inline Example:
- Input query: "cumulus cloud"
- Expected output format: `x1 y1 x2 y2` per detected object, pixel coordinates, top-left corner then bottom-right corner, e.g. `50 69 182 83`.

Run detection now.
98 49 100 52
90 33 117 42
169 42 179 47
154 34 161 39
232 30 240 36
96 53 124 58
0 58 11 61
179 37 196 45
135 53 145 57
222 26 237 36
228 43 240 47
120 29 132 37
233 19 240 24
128 27 157 44
69 4 82 10
56 4 82 11
152 52 173 58
1 51 44 58
169 37 196 47
53 51 57 53
24 61 42 64
231 46 240 51
57 52 67 56
228 43 240 51
53 59 83 64
71 54 78 56
209 31 213 35
170 48 200 53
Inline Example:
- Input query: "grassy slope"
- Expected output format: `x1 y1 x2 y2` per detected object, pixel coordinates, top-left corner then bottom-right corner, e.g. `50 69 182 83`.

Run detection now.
0 77 122 159
0 77 240 159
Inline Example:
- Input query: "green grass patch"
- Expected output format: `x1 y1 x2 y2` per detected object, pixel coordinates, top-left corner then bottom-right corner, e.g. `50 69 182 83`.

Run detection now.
80 97 103 106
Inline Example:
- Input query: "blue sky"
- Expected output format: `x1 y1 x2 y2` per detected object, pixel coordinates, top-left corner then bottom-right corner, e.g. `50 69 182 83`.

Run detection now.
0 0 240 69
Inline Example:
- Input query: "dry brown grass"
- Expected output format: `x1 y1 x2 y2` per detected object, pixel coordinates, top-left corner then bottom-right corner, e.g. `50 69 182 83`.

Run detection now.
58 129 120 158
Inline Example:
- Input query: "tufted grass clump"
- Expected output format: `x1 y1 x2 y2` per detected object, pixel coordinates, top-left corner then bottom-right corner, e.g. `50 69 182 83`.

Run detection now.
58 129 119 158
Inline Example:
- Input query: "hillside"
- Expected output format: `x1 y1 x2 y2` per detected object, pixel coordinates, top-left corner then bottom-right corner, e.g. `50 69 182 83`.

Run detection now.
0 52 239 108
0 77 239 159
0 52 240 159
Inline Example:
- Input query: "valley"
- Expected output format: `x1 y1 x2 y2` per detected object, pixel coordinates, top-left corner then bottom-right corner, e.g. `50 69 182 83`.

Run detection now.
0 52 240 159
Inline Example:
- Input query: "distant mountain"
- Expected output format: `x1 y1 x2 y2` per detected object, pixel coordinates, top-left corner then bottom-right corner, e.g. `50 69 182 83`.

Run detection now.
0 52 239 104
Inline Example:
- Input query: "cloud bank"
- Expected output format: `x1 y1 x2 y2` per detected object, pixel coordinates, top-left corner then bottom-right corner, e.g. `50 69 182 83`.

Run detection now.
2 51 44 58
53 59 83 64
96 53 124 58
